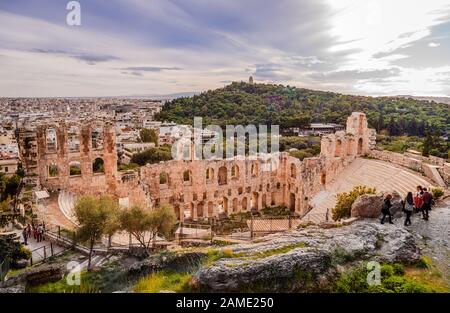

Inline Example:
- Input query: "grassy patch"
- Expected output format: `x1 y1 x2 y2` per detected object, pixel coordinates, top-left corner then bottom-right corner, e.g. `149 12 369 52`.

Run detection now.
27 270 98 293
247 242 308 259
404 257 449 292
133 271 192 293
27 260 128 293
333 262 448 293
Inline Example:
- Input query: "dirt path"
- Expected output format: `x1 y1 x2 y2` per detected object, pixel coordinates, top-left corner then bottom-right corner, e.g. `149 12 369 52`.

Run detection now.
407 199 450 283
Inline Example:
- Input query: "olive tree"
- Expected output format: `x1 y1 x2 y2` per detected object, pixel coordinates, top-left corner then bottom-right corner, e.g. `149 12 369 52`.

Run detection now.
119 204 176 253
74 195 119 270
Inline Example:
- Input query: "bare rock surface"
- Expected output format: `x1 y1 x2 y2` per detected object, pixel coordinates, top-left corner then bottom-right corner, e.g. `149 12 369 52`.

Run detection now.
351 191 404 218
196 220 420 292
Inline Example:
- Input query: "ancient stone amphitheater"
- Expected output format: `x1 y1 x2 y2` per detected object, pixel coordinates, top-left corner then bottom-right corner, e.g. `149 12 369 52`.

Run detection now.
19 112 447 228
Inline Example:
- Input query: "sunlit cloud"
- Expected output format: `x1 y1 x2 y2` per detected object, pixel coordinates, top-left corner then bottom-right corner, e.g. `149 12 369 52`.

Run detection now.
0 0 449 97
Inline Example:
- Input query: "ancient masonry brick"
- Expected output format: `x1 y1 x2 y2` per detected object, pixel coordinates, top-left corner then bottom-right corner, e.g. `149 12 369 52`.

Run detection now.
19 112 375 221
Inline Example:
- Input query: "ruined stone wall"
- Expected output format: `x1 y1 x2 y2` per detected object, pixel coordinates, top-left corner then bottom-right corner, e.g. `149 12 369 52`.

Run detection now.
320 112 376 159
21 112 379 221
368 149 448 187
22 120 118 195
439 163 450 186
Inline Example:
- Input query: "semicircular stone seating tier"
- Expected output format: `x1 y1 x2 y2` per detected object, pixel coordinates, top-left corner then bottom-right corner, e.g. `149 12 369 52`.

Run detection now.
305 158 434 224
58 190 79 226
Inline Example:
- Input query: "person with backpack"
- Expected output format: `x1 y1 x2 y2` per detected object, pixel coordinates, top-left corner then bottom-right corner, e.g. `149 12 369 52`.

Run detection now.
413 185 424 214
421 188 433 221
381 194 394 224
403 192 414 226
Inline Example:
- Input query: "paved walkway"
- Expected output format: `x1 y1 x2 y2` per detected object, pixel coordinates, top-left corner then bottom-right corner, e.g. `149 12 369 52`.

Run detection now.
15 230 66 264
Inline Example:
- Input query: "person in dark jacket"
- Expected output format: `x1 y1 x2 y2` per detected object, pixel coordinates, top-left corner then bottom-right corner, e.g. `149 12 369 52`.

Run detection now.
421 188 432 221
381 194 393 224
403 192 414 226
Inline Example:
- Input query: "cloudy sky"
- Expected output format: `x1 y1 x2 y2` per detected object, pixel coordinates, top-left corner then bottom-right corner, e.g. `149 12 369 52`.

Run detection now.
0 0 449 97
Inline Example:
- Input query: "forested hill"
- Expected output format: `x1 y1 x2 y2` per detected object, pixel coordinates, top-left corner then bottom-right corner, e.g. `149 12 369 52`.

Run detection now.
156 82 450 137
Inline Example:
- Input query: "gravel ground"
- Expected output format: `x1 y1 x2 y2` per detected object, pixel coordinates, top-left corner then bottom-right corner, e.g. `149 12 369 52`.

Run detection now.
406 199 450 283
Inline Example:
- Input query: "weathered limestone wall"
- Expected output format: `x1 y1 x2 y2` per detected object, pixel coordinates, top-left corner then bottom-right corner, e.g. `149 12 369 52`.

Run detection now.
368 149 447 187
21 112 378 221
439 163 450 185
22 120 118 195
134 112 376 221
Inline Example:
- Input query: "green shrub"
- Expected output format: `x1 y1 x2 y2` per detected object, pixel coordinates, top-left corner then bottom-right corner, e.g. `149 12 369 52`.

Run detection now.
333 262 439 293
332 186 376 221
431 188 444 200
416 256 432 269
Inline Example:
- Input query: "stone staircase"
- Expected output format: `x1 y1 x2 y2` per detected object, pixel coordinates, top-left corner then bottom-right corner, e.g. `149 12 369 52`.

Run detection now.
305 158 434 223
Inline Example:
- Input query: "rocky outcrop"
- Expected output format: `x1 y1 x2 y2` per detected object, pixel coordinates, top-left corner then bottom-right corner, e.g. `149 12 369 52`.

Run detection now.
351 191 404 218
351 194 383 218
128 252 206 277
195 221 420 292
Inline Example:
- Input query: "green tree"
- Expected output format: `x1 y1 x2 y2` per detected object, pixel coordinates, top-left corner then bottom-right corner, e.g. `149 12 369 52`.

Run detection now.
140 128 158 145
74 195 119 270
119 204 176 253
422 131 433 156
130 146 172 166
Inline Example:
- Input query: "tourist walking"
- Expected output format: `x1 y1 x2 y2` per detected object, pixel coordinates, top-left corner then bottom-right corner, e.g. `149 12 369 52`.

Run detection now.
22 227 28 245
37 224 43 242
421 188 433 221
381 194 393 224
26 223 32 238
413 185 424 214
403 192 414 226
32 225 38 240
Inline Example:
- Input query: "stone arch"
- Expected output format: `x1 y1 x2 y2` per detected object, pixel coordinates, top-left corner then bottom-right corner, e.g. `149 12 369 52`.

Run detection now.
241 197 248 211
347 138 354 156
289 193 296 212
183 170 192 184
357 138 363 155
251 162 258 176
221 197 228 216
68 125 80 153
321 172 326 185
290 163 296 178
48 163 58 177
205 167 214 181
91 125 104 150
251 192 259 210
218 166 227 185
184 203 194 220
232 198 238 212
207 201 214 217
197 202 204 218
231 164 239 178
160 172 169 185
69 161 81 176
46 128 58 153
335 139 342 157
262 194 267 208
271 192 276 205
92 157 104 174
